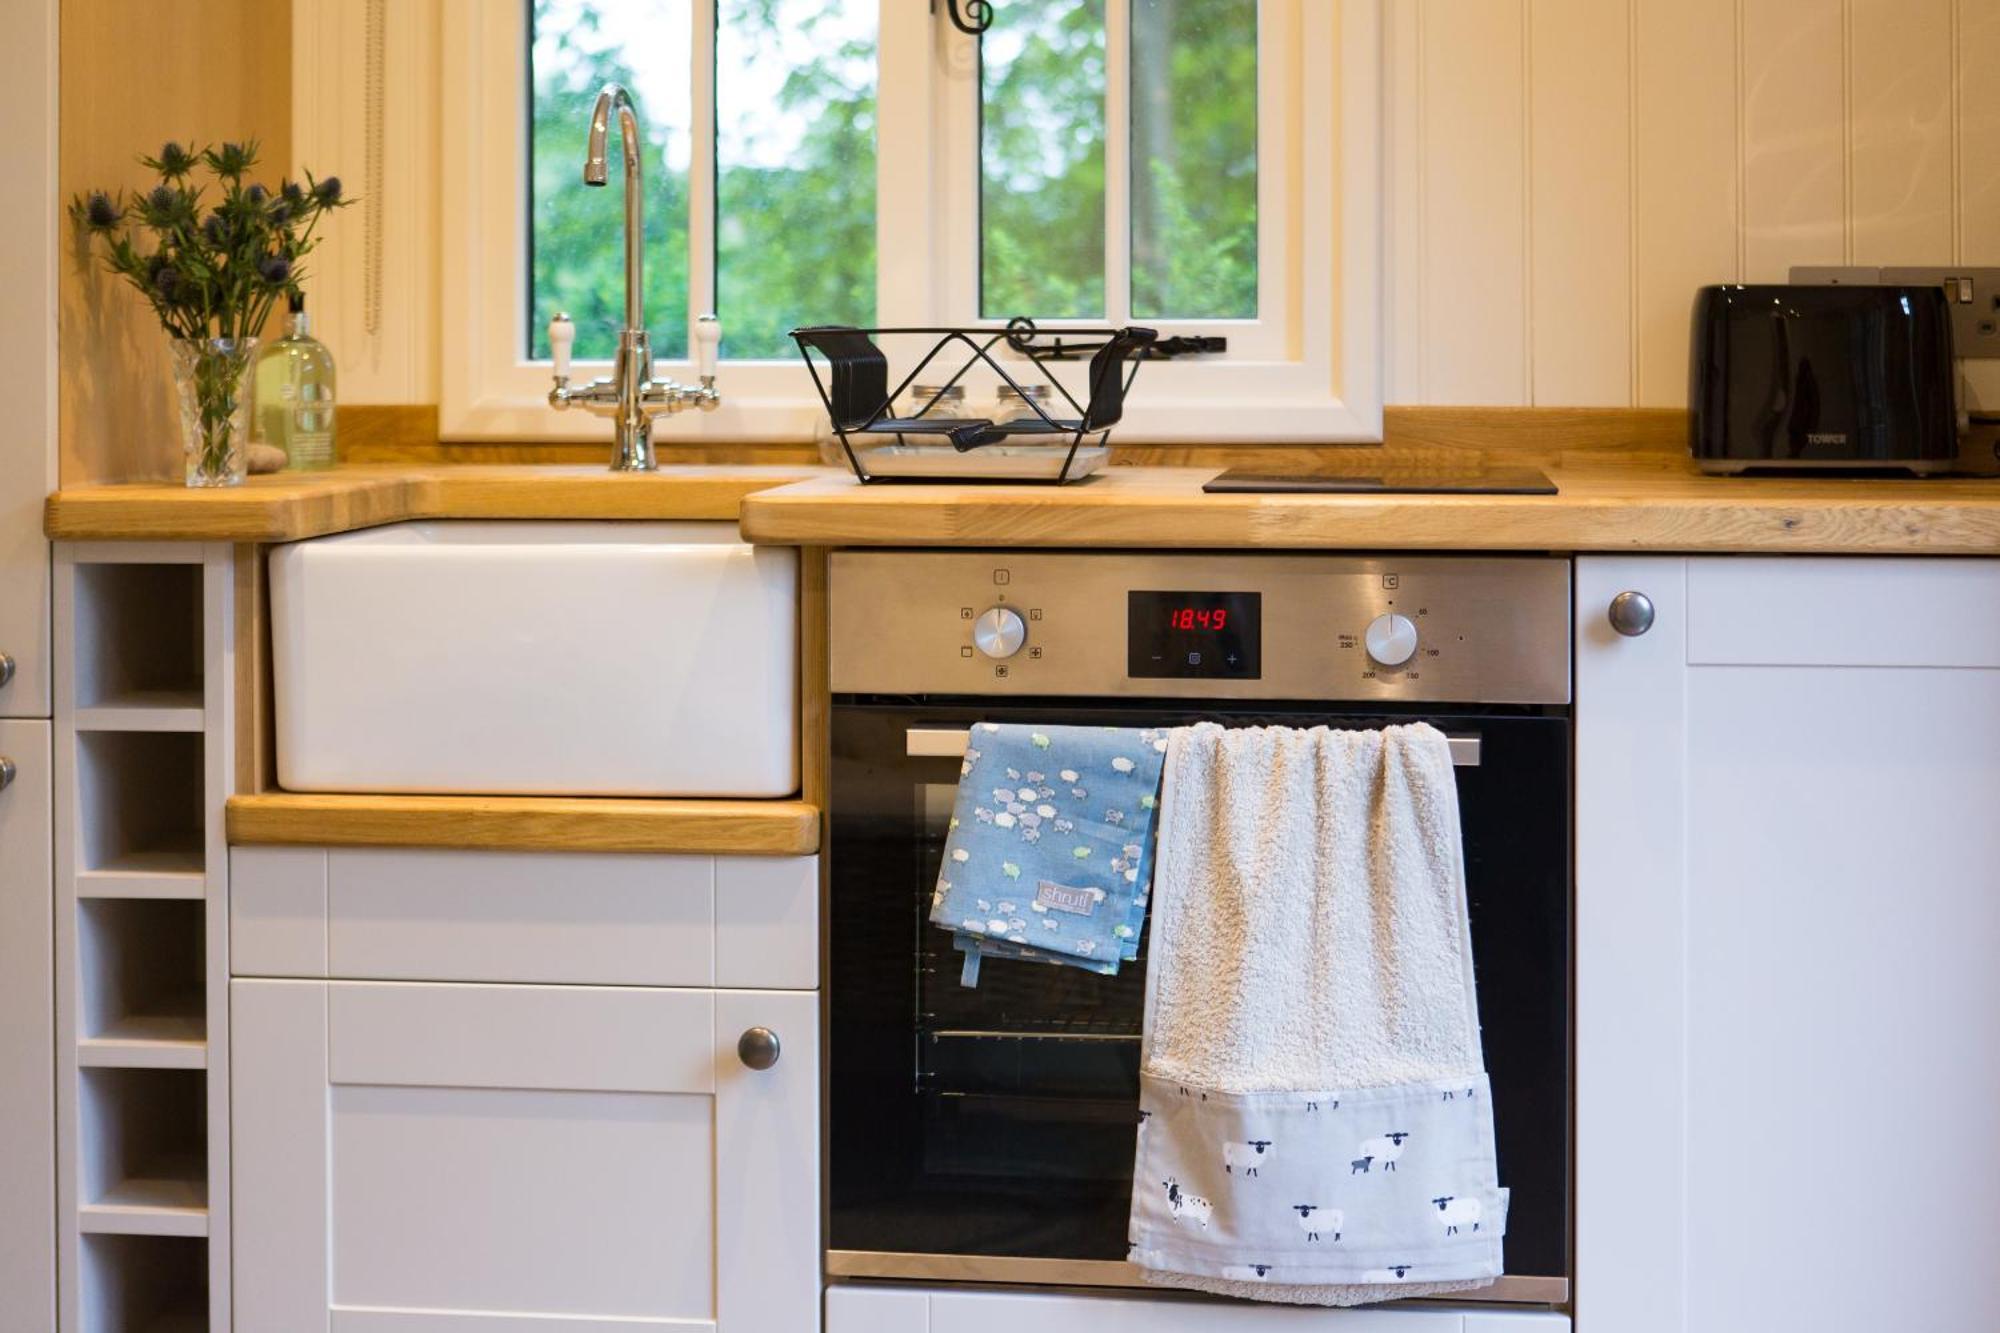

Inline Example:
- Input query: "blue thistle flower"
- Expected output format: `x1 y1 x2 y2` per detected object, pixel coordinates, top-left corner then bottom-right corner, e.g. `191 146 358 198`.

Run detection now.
154 265 183 299
147 184 177 214
312 176 343 205
155 141 196 178
257 253 291 284
83 192 121 230
201 213 229 247
246 184 268 206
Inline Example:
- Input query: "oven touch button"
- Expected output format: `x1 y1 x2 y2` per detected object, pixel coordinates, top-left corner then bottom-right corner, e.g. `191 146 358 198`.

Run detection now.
1364 612 1419 667
973 606 1027 659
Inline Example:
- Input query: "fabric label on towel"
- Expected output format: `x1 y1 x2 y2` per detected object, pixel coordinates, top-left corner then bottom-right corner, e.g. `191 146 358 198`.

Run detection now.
1036 880 1104 916
1128 1071 1508 1287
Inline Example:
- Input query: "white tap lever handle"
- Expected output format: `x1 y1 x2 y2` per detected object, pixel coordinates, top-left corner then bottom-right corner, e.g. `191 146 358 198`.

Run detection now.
549 312 575 382
695 314 721 383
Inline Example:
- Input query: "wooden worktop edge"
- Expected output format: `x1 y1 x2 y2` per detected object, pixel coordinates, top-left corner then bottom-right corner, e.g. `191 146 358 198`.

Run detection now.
226 792 821 856
44 466 826 542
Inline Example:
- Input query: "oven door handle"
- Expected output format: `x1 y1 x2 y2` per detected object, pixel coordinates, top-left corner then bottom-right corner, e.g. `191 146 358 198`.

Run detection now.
905 727 1483 766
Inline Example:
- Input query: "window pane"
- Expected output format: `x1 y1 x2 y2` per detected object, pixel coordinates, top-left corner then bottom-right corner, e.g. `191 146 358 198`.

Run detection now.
981 0 1106 321
529 0 692 362
716 0 877 360
1130 0 1257 319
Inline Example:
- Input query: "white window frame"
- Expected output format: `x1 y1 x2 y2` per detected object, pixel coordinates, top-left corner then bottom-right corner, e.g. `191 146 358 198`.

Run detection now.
435 0 1381 443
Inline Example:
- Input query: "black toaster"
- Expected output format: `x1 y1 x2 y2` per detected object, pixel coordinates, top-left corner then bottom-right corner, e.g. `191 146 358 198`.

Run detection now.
1690 283 1958 473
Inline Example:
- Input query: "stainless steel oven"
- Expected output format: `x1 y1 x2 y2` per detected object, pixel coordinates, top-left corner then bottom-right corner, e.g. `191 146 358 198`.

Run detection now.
826 552 1572 1306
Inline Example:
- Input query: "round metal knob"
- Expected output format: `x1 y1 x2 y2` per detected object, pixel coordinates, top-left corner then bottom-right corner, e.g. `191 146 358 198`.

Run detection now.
1608 590 1655 637
737 1026 781 1071
0 653 13 689
972 606 1027 659
0 757 13 793
1364 612 1419 667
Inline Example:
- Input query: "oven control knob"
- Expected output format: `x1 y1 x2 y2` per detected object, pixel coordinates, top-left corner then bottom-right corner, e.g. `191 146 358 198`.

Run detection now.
972 606 1027 659
1364 613 1418 667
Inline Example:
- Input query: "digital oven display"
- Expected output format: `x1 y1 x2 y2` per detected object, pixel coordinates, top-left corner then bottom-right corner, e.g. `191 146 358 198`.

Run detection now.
1127 591 1262 679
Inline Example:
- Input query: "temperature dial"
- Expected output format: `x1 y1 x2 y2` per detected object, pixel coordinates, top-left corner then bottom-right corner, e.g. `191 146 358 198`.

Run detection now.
973 606 1027 659
1364 613 1418 667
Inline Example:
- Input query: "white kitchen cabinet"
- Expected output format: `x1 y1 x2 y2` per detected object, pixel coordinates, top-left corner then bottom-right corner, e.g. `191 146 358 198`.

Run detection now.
233 978 819 1332
1576 556 2000 1333
826 1285 1570 1330
0 0 54 721
0 720 54 1331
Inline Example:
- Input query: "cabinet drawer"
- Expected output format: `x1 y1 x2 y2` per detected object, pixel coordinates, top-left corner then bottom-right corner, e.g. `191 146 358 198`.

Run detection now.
230 846 818 989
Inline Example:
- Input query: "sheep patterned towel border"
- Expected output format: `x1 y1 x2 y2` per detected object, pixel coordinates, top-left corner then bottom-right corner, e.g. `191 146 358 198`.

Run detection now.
930 722 1168 986
1128 1072 1509 1289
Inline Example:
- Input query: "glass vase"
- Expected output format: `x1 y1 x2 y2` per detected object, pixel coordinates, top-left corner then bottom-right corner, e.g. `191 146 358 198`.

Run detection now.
170 336 259 487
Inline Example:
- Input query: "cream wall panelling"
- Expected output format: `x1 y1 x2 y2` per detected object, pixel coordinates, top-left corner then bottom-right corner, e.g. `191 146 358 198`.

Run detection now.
290 0 440 407
1387 0 1998 408
301 0 1386 442
53 542 236 1333
0 0 57 714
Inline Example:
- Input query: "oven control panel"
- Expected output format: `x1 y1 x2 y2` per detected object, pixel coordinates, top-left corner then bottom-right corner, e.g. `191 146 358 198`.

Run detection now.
831 552 1571 705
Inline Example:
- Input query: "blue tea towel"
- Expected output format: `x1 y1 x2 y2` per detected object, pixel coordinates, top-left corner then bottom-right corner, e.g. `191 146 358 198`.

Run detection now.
931 723 1169 985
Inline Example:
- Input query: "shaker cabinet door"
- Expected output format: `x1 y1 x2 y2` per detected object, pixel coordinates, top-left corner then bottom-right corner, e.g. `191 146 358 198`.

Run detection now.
1576 556 2000 1333
232 979 819 1333
0 721 53 1331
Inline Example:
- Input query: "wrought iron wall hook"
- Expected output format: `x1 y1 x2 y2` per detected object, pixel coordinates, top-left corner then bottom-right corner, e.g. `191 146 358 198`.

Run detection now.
938 0 995 36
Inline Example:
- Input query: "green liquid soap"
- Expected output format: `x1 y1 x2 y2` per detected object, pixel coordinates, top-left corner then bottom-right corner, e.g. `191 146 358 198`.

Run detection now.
253 295 337 470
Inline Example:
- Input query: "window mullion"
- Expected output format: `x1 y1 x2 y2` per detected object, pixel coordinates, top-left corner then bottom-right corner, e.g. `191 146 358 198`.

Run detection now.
1104 0 1132 326
876 0 936 326
685 0 717 361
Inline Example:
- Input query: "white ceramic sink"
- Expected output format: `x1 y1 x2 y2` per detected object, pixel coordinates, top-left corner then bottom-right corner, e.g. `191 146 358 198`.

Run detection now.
270 521 798 797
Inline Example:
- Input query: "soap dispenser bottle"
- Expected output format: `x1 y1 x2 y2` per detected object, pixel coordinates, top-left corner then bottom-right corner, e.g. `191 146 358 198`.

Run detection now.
255 292 337 469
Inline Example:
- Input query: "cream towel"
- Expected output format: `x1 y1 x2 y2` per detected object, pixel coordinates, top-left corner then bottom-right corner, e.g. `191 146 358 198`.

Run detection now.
1127 722 1507 1306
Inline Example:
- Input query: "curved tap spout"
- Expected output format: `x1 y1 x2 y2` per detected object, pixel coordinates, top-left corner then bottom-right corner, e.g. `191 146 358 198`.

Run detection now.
584 83 644 332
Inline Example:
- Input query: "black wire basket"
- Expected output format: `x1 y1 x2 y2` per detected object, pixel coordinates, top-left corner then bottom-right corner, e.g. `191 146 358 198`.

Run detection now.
789 320 1167 485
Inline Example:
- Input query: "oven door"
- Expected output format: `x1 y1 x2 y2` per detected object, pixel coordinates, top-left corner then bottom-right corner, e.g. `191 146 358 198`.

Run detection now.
827 698 1570 1295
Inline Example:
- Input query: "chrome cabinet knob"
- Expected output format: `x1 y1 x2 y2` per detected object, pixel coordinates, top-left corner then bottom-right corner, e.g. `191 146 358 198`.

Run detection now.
0 757 14 793
737 1026 781 1071
1608 590 1655 637
972 606 1027 659
0 653 13 689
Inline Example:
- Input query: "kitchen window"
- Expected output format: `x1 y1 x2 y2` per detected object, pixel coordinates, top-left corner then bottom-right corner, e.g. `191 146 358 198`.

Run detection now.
440 0 1381 442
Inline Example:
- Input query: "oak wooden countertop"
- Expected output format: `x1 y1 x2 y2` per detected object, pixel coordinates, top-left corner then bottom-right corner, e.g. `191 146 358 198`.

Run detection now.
226 792 821 855
737 461 2000 554
44 464 826 543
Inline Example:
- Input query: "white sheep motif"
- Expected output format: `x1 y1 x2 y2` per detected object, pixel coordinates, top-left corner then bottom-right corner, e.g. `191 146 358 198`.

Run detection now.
1161 1178 1212 1229
1222 1140 1275 1176
1431 1195 1482 1235
1221 1264 1274 1281
1356 1131 1410 1172
1292 1204 1342 1241
1361 1265 1415 1282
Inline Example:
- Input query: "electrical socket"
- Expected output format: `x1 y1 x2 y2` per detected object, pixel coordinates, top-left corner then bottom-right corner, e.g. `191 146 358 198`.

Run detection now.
1790 265 2000 359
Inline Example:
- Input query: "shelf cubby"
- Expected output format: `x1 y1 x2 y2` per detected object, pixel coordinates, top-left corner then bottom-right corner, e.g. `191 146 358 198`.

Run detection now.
77 900 205 1069
79 1234 208 1333
74 731 206 897
71 563 204 722
77 1068 208 1236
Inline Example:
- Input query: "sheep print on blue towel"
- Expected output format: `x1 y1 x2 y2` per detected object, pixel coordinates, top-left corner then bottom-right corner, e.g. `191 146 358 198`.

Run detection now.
930 722 1169 986
1129 1072 1509 1287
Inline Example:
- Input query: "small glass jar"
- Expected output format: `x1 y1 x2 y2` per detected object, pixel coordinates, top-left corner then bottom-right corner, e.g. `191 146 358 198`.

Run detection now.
994 381 1056 422
905 383 967 418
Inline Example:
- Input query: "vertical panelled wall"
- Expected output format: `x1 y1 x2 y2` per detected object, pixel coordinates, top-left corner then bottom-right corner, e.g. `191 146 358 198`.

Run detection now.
1386 0 2000 408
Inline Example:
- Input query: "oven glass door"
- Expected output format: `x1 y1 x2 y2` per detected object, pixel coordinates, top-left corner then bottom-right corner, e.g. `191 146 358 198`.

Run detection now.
828 699 1571 1281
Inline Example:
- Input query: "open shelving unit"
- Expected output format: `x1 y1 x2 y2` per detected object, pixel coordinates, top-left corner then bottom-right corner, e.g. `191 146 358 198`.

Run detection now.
55 543 235 1332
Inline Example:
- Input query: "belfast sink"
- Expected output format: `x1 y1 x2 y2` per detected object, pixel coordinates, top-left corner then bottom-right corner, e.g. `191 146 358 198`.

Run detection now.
269 521 798 797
